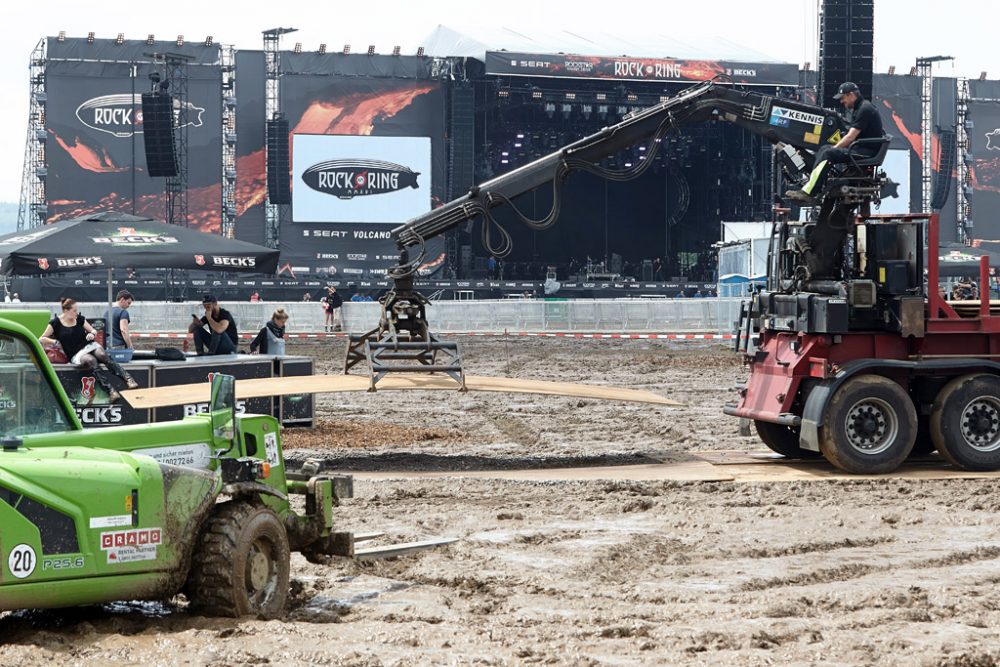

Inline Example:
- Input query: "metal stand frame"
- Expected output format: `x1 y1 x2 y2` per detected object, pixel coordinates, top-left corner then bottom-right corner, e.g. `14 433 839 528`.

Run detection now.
344 252 467 392
917 56 953 215
956 78 972 244
18 39 47 231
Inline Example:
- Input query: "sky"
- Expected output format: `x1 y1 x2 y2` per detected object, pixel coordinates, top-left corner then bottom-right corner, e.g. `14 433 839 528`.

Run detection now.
2 0 994 204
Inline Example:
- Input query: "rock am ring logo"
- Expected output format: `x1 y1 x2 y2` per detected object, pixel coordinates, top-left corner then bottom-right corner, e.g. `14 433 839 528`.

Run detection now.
301 159 420 199
75 94 206 139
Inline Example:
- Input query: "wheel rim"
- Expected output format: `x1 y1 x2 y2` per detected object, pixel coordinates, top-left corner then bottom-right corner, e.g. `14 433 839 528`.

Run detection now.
246 538 277 607
845 397 899 455
960 395 1000 452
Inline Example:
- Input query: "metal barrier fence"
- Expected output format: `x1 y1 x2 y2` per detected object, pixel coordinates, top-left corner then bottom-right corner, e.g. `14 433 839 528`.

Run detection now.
0 298 745 334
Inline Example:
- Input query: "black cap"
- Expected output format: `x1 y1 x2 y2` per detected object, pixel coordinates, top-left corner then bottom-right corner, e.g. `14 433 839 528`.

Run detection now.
202 294 218 304
834 82 861 100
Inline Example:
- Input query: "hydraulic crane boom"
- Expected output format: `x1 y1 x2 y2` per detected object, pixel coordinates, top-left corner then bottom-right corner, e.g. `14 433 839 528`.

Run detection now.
392 79 850 251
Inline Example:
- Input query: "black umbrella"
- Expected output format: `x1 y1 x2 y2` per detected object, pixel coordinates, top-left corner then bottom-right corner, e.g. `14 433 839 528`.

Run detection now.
936 243 1000 278
0 212 279 275
0 212 280 320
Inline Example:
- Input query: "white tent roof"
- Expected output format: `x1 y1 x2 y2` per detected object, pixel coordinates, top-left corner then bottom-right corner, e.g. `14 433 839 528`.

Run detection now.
420 24 787 64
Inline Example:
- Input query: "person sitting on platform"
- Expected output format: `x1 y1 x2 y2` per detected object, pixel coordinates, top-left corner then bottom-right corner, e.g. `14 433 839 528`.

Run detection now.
189 294 238 355
785 81 885 203
40 297 138 401
249 308 288 356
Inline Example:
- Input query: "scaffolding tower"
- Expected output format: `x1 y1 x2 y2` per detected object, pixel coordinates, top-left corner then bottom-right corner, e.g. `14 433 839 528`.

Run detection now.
956 78 972 243
161 53 193 227
263 27 296 249
917 56 953 215
17 39 48 231
221 44 237 238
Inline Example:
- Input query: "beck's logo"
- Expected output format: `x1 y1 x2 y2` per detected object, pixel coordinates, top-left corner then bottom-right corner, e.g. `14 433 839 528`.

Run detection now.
81 376 96 400
194 254 205 266
37 258 49 271
301 159 420 199
212 256 256 268
75 94 206 138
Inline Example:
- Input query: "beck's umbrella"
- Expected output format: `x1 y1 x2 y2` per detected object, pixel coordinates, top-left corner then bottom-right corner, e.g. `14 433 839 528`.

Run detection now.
0 212 281 327
936 243 1000 278
0 212 279 276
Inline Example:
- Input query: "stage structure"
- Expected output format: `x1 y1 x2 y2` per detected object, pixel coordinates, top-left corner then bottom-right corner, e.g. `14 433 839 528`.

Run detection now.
19 34 224 232
17 39 47 232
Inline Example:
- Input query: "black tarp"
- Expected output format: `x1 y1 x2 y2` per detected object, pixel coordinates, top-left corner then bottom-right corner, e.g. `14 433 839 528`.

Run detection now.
0 213 279 275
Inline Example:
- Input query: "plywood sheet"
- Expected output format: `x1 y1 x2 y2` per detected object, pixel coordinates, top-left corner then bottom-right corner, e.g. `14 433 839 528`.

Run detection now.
121 373 683 409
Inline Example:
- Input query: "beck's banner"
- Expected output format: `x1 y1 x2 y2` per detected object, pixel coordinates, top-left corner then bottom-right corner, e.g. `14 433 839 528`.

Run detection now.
292 135 432 223
485 51 800 86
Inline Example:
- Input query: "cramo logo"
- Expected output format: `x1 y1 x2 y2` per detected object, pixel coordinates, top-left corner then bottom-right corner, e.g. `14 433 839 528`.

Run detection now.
76 406 123 424
75 94 206 138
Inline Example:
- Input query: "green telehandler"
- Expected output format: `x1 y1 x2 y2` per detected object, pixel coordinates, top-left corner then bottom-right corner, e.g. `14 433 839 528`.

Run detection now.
0 310 405 618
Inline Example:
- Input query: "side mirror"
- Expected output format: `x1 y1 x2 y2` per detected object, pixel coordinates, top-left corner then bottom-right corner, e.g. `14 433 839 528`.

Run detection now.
209 373 236 442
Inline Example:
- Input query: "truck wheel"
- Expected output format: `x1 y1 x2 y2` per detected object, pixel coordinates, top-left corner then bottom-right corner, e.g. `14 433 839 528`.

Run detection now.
186 501 290 619
819 375 917 474
754 420 820 458
930 374 1000 471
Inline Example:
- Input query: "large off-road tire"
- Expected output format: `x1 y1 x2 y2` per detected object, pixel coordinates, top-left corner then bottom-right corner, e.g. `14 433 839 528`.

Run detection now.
930 374 1000 471
186 501 290 618
818 375 917 474
754 420 820 458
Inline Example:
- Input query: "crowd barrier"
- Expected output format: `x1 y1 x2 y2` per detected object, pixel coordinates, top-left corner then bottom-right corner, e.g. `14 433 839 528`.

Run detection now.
0 298 745 335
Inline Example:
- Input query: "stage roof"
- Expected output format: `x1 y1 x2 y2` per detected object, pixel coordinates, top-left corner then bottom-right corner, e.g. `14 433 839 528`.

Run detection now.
420 24 788 64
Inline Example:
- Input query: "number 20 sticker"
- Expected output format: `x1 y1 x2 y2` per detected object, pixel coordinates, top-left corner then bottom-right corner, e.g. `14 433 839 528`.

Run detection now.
8 544 36 579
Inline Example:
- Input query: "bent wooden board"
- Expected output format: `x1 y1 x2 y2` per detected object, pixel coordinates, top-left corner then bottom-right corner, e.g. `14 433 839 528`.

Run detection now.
121 374 683 410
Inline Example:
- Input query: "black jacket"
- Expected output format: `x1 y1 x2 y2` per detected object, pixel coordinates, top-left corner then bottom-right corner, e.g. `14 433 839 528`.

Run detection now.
249 320 285 354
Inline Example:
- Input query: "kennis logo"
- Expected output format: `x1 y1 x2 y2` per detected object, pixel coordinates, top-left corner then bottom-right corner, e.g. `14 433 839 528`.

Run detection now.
75 94 206 138
212 256 256 268
302 159 420 199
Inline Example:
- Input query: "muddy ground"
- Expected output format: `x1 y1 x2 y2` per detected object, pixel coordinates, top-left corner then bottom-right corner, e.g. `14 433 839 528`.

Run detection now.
3 338 1000 666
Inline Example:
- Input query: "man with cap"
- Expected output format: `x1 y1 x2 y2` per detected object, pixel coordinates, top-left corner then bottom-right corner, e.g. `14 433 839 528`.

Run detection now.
785 81 885 203
188 294 239 355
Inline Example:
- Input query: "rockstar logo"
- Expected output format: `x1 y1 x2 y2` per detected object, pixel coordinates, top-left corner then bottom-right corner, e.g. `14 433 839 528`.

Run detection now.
987 129 1000 151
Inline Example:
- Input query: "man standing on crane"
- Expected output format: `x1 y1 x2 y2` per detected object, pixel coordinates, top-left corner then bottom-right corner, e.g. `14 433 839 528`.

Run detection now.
785 81 885 203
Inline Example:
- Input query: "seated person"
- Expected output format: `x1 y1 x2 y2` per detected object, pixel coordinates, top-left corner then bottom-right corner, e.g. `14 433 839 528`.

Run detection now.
249 308 288 356
188 294 238 355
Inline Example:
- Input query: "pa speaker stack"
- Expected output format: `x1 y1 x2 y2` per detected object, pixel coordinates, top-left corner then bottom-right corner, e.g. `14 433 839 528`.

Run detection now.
141 93 178 177
818 0 874 107
266 117 291 205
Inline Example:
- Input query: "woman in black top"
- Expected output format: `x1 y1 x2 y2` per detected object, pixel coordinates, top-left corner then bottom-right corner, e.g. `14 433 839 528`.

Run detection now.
39 298 138 402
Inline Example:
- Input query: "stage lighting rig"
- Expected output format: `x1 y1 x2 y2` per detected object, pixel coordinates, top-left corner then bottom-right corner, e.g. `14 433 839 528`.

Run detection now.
205 36 213 46
294 42 302 53
147 34 155 45
343 44 351 54
116 33 124 45
57 31 65 42
367 45 375 55
416 46 425 57
176 35 184 46
318 43 326 54
87 32 95 44
392 45 401 56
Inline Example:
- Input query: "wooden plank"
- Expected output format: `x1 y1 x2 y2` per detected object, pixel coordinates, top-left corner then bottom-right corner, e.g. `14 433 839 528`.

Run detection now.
351 461 735 483
354 538 459 561
121 374 683 409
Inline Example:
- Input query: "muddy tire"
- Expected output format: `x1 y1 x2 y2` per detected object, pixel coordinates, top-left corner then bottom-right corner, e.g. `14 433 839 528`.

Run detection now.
930 374 1000 471
754 420 820 458
186 501 290 618
818 375 917 474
